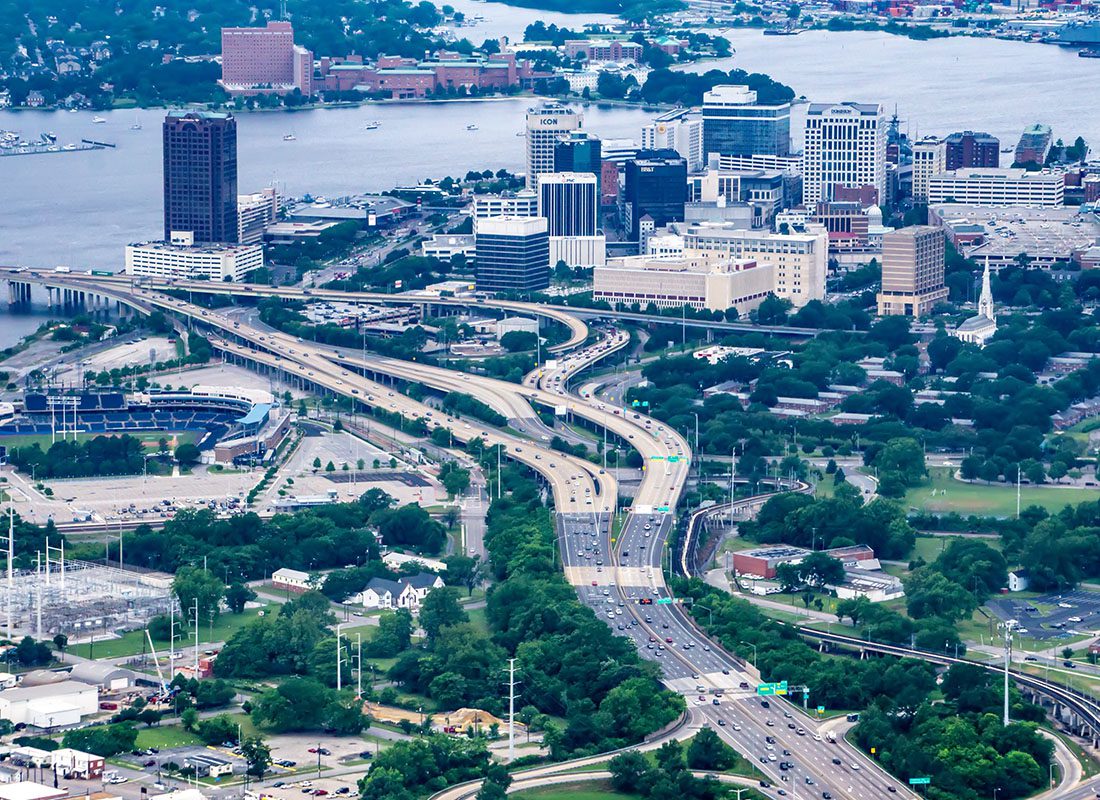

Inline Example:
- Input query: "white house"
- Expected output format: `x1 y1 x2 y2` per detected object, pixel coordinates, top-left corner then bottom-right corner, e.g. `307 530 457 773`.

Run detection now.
272 568 312 594
0 681 99 727
1008 570 1030 592
354 573 445 611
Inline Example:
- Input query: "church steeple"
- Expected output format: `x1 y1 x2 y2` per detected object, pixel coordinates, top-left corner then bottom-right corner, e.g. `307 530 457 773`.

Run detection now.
977 257 994 321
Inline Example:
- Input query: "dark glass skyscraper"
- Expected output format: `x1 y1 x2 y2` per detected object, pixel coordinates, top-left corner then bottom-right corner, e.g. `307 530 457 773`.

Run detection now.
701 85 791 160
163 111 238 243
554 131 602 191
475 217 550 293
624 149 687 240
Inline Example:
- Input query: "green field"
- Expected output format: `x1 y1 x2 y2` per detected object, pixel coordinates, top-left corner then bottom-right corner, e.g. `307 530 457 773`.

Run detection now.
905 468 1094 517
0 430 199 451
70 604 280 659
511 781 642 800
135 725 203 750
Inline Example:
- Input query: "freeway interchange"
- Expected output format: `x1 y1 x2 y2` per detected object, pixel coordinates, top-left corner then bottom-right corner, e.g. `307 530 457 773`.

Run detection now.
6 268 918 800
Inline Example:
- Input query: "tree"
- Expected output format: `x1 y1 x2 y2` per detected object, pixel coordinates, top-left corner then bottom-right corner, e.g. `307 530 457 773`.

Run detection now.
197 714 239 746
52 634 68 655
240 736 272 779
608 751 653 794
687 726 736 770
419 587 468 642
173 566 226 624
180 708 199 732
225 582 257 613
251 677 331 732
444 554 484 596
63 722 138 756
904 568 976 621
371 609 414 657
175 442 200 467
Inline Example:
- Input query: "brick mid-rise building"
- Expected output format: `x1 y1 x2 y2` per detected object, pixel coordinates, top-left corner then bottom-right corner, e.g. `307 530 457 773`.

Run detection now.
220 21 313 96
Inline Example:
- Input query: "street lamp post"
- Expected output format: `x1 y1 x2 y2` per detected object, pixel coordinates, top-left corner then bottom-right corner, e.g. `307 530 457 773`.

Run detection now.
740 640 758 666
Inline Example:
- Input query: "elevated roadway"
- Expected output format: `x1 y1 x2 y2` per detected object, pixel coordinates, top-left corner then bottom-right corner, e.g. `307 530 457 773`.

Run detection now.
3 269 918 799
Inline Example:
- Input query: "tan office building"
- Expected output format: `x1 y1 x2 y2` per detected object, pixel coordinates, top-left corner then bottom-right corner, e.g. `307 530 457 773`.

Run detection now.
681 223 828 308
876 225 948 317
593 253 774 315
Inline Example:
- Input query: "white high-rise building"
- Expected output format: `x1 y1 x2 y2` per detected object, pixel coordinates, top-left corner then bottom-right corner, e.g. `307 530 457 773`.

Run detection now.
802 102 887 206
525 102 582 190
641 112 703 172
538 172 605 268
911 138 947 204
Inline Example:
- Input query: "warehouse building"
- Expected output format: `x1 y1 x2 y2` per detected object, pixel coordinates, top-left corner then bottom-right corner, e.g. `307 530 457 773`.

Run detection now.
0 681 99 727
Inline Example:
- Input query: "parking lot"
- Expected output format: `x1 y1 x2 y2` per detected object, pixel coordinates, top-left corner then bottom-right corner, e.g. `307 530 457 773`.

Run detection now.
985 590 1100 641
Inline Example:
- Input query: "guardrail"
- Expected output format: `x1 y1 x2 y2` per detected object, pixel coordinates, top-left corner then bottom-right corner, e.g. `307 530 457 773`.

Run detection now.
800 628 1100 742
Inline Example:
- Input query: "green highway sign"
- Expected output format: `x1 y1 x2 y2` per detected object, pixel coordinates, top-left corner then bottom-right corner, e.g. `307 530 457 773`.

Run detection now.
816 706 825 714
908 778 931 786
756 681 788 696
657 506 669 512
668 456 680 463
650 455 664 460
655 598 673 605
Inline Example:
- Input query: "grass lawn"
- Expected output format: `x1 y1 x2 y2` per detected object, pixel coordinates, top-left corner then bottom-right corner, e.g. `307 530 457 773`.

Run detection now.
135 725 203 750
467 607 489 634
510 780 643 800
0 430 199 450
905 468 1094 517
70 604 280 659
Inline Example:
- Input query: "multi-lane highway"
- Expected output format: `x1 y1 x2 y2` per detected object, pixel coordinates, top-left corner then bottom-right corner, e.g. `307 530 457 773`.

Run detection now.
3 269 926 800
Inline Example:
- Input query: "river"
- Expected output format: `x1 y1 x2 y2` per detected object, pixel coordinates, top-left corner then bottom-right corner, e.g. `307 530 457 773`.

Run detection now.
2 19 1100 330
692 29 1100 149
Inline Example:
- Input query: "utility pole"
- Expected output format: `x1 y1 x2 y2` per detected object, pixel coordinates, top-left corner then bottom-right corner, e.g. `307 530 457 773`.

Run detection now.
356 633 362 698
1003 623 1012 726
336 623 344 692
192 600 199 678
507 658 518 762
1016 465 1021 519
6 506 13 641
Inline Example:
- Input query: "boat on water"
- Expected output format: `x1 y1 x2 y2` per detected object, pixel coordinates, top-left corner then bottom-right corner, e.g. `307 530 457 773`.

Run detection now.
1001 146 1014 154
62 144 78 151
1055 18 1100 45
516 131 526 137
43 132 57 142
466 124 479 131
763 27 800 35
92 116 106 124
283 134 297 141
130 123 142 130
1079 47 1100 58
365 121 380 130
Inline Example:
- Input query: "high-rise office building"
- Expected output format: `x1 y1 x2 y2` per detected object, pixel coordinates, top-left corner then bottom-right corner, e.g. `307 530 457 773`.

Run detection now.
944 131 1000 171
538 173 599 237
802 102 886 206
475 217 550 293
554 131 602 184
538 172 604 269
876 225 948 317
220 21 313 96
911 137 947 203
525 102 581 190
701 85 791 162
624 149 688 240
163 111 239 244
642 110 703 172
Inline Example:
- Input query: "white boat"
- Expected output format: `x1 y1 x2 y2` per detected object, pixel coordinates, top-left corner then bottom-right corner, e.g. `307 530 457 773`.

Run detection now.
365 122 380 130
466 124 479 131
92 116 106 124
130 123 142 131
516 131 526 137
62 144 77 151
283 134 296 141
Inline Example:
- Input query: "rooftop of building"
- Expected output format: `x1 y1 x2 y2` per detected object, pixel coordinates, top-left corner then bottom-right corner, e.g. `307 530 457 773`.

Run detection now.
128 240 260 254
931 167 1064 181
806 101 882 116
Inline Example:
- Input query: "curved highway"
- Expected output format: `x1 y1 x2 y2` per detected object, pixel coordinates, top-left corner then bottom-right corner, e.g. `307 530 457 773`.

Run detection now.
3 269 919 800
